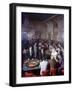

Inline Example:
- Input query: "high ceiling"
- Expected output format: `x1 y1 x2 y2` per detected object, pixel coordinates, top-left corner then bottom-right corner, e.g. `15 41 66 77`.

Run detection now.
22 13 63 24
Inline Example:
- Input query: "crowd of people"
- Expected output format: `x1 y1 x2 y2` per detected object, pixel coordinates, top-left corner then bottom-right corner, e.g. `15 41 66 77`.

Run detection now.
22 38 64 76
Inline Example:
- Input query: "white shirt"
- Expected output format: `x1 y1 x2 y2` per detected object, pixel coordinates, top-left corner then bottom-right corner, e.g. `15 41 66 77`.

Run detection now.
29 47 32 56
51 49 58 62
39 60 48 75
51 49 57 57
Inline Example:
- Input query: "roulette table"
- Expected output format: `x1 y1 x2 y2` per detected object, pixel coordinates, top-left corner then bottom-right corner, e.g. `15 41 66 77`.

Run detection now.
23 59 40 71
26 60 39 68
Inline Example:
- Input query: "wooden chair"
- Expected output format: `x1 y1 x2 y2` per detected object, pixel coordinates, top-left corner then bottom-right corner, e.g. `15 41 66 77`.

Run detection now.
41 70 49 76
24 71 35 77
61 68 64 75
50 68 57 76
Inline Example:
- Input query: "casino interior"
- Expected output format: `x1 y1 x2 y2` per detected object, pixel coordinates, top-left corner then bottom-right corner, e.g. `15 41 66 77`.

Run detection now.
21 13 64 77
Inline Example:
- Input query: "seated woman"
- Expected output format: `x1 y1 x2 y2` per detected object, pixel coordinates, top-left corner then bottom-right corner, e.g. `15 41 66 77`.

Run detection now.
39 59 48 76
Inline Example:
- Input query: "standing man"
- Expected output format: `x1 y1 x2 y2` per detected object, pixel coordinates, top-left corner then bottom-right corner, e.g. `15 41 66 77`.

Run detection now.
51 48 58 62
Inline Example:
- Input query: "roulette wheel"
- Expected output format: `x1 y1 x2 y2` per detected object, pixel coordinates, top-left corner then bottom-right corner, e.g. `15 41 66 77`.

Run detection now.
26 60 39 68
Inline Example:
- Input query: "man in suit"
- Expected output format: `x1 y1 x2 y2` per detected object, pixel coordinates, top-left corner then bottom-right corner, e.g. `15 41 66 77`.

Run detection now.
49 58 57 76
